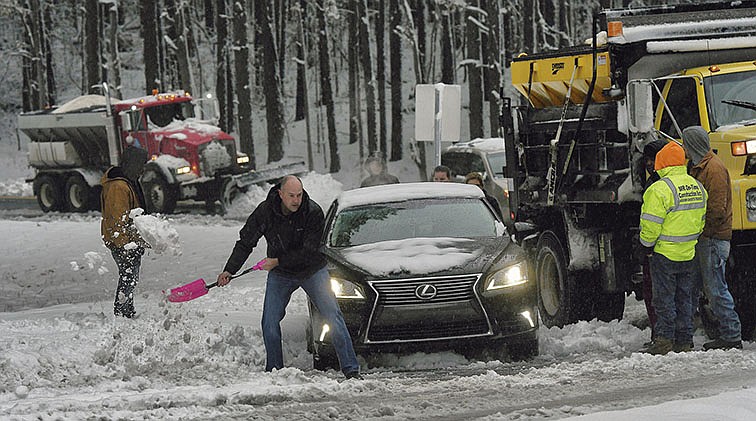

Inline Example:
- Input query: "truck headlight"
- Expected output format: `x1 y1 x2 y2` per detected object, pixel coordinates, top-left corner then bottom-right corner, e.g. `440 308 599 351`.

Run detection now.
176 166 191 175
485 263 527 290
330 278 365 299
237 154 250 164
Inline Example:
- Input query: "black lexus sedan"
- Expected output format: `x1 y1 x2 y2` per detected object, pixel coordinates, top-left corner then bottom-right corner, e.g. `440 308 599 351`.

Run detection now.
306 182 537 370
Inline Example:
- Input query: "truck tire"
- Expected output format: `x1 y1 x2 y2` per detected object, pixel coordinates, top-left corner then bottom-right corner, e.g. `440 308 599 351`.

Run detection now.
220 179 242 214
34 174 64 212
728 250 756 341
535 231 586 327
64 174 92 212
142 169 177 214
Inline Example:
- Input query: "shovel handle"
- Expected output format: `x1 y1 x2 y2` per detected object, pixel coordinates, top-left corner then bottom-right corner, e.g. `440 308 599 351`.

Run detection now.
212 258 267 290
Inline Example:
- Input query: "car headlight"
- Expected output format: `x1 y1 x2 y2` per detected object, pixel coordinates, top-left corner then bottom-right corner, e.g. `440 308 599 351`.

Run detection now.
176 166 191 175
485 263 527 291
330 278 365 299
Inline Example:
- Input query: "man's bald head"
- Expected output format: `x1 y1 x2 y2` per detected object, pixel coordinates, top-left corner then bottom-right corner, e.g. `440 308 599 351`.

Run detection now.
278 175 304 215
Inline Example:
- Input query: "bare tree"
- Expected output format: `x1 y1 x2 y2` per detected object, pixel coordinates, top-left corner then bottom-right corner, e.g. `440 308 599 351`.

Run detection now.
440 4 453 83
389 0 402 161
317 0 339 173
466 1 483 139
294 0 306 122
484 0 502 137
376 0 387 155
232 0 255 167
348 2 360 147
357 0 377 155
84 0 100 93
255 0 285 163
173 2 194 93
215 0 231 132
106 1 121 97
141 0 159 93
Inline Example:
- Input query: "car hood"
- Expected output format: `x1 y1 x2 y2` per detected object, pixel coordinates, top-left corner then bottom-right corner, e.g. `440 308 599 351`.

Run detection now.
324 236 516 279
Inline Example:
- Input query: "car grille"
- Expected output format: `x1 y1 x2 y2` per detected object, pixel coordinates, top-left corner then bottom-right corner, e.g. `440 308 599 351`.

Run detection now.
366 274 492 343
370 274 479 306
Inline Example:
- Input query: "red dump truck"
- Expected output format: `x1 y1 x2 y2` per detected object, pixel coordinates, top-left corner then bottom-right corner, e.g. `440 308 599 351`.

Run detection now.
18 84 305 214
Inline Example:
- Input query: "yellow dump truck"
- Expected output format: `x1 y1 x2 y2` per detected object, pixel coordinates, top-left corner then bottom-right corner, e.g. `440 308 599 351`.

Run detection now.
503 1 756 338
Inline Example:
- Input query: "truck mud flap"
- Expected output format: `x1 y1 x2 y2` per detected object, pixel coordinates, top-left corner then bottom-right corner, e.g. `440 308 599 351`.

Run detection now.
233 161 308 188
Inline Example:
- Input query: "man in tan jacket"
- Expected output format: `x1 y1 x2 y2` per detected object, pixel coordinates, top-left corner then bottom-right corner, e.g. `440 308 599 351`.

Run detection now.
101 146 149 318
682 126 742 350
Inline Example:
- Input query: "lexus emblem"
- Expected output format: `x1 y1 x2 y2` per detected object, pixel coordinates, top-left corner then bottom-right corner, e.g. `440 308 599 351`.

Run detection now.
415 284 438 300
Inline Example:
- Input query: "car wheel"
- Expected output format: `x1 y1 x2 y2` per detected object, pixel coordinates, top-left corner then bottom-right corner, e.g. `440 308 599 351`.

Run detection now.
535 231 588 327
64 174 92 212
34 174 64 212
142 168 177 214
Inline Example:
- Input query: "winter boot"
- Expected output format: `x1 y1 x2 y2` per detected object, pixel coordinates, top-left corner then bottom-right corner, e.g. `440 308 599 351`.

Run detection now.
643 337 673 355
703 338 742 351
672 342 693 353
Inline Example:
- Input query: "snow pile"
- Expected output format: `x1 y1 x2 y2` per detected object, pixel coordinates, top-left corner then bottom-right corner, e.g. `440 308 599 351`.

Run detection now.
0 177 33 196
130 208 181 256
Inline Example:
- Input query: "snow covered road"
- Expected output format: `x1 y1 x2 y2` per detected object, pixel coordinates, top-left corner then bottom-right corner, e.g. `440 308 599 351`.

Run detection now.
2 214 756 420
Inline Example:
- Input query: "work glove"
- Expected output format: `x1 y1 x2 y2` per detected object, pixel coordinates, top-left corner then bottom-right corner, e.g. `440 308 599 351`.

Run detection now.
634 244 654 263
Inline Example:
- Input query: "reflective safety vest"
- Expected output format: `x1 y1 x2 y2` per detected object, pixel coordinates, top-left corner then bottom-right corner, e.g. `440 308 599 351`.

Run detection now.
640 165 707 262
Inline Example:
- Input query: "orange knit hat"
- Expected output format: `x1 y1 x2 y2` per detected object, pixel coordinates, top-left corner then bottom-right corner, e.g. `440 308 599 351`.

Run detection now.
654 141 686 171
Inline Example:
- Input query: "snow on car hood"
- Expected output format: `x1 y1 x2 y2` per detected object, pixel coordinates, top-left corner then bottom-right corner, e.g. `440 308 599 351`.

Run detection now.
338 237 485 277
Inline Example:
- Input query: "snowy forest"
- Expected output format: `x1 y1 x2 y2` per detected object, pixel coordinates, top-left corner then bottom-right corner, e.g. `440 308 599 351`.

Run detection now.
1 0 700 174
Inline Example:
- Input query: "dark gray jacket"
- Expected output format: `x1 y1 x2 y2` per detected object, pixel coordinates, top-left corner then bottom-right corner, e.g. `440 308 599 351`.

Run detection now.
223 183 327 278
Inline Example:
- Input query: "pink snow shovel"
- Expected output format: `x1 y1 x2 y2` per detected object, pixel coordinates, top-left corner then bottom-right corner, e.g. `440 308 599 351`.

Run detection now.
165 258 267 303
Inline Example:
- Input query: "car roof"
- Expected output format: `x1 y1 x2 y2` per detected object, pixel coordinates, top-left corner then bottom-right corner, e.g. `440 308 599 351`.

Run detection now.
337 182 484 209
444 137 505 153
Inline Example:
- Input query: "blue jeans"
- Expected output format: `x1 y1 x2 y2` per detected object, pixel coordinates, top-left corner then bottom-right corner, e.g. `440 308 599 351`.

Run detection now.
650 253 694 344
692 236 741 342
111 246 144 318
262 267 359 374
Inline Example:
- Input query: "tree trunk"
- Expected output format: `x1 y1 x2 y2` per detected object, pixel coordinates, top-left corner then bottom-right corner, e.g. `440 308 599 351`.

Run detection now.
466 1 483 139
484 0 502 137
232 0 255 167
414 0 426 79
376 0 387 156
294 0 306 122
440 5 453 84
358 0 378 156
523 0 535 53
174 3 194 93
84 0 99 94
317 0 339 173
255 0 286 163
107 3 122 97
204 0 214 29
141 0 159 94
43 2 55 105
348 0 360 145
389 0 402 161
558 0 571 47
215 0 229 132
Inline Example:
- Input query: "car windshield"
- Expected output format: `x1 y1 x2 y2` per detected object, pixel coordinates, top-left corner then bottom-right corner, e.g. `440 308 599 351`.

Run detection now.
705 70 756 129
329 198 498 247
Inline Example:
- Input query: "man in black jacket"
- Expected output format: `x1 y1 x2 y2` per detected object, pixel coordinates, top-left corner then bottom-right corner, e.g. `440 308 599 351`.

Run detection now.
217 176 362 379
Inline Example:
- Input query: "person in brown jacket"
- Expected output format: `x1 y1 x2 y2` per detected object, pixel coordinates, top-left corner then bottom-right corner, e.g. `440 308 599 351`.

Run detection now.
101 146 150 318
682 126 742 350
